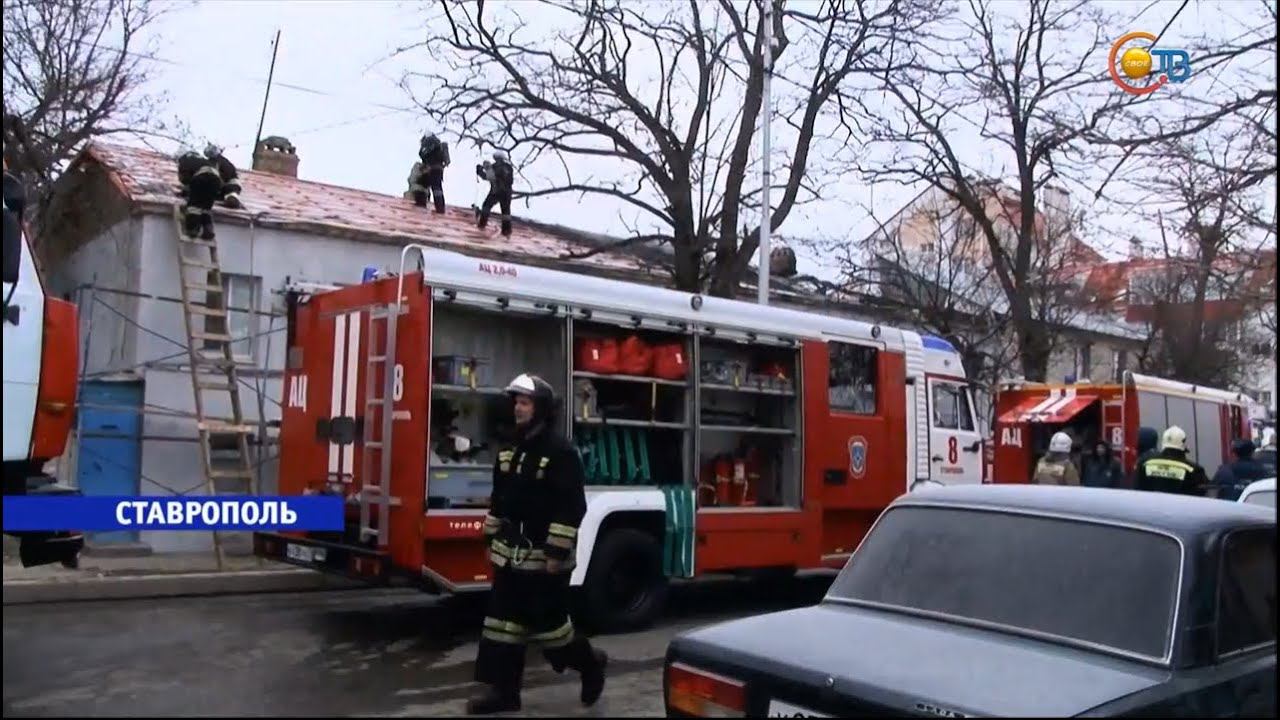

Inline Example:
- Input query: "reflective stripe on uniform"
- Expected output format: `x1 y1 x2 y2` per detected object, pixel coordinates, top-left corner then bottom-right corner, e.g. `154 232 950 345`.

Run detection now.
546 534 574 551
483 514 502 537
548 523 577 540
529 620 575 649
1145 458 1193 481
481 617 526 644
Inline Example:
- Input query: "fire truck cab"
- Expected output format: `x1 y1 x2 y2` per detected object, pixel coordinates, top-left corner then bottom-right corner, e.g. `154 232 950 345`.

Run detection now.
991 371 1254 484
256 245 980 630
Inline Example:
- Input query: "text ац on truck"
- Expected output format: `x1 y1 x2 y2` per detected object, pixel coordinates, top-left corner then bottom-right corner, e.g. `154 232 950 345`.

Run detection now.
254 243 985 632
2 162 83 568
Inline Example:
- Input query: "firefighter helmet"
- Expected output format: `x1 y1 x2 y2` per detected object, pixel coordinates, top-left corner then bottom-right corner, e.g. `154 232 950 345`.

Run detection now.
505 373 556 422
1049 431 1072 454
494 150 509 163
1162 425 1187 451
204 143 223 159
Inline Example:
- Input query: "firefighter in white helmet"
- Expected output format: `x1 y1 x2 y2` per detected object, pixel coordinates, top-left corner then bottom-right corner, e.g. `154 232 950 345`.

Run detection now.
1133 425 1210 496
1032 431 1081 486
467 373 607 714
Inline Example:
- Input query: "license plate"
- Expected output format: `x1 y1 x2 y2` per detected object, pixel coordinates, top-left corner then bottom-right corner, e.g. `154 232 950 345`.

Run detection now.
285 544 326 563
768 699 829 718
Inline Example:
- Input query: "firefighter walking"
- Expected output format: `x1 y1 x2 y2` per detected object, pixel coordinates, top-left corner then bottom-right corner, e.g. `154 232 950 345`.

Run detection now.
467 373 607 715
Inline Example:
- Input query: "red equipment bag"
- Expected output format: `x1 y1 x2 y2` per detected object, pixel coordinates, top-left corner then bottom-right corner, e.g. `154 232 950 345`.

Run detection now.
652 342 688 380
576 337 621 374
619 335 654 376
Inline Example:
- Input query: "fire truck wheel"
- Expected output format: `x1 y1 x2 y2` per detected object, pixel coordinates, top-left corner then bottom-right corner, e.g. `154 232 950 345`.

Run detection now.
580 527 669 633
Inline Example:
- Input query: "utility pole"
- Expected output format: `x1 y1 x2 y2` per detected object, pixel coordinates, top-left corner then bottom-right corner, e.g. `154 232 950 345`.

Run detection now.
757 0 773 305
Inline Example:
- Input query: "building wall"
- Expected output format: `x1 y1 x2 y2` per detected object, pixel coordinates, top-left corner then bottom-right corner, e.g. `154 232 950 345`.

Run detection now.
97 214 417 552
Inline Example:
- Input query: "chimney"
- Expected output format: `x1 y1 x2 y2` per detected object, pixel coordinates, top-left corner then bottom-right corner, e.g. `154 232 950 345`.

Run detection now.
1041 184 1069 218
1128 236 1144 259
252 135 299 177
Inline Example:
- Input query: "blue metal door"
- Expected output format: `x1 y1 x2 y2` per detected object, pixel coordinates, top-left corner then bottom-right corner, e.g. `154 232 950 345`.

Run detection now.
76 380 144 543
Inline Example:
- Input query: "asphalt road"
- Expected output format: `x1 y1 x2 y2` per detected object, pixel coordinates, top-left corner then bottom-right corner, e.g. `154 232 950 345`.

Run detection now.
3 574 833 717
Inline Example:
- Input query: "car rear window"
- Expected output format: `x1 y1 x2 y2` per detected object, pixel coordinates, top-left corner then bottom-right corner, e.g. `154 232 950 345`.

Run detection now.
828 505 1183 661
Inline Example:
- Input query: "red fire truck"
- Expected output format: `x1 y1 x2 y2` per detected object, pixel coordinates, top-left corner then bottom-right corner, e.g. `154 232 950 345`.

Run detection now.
254 245 981 630
991 371 1254 484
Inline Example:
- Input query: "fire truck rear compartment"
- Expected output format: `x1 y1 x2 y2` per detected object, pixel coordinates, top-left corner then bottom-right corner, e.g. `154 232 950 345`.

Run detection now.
1024 398 1103 479
426 302 568 508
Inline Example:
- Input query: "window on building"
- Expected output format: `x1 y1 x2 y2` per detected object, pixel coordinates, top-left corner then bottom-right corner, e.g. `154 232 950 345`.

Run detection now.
203 272 261 360
1112 349 1129 383
1077 343 1093 380
1215 529 1277 657
829 342 878 414
932 382 975 431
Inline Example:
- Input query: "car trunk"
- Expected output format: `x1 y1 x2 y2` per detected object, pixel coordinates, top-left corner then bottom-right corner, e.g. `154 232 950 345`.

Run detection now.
668 603 1171 717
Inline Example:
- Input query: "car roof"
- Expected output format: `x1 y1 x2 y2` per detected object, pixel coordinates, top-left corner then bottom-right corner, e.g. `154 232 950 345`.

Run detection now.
1239 477 1276 496
896 484 1275 539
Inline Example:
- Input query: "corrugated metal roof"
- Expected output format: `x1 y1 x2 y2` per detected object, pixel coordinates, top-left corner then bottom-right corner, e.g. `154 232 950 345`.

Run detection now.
75 141 656 277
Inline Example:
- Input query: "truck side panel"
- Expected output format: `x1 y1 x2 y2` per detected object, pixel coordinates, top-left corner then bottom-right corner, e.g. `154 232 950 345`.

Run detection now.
277 276 431 576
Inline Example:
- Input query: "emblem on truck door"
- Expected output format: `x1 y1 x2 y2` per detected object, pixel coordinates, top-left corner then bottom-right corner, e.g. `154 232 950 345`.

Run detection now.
848 436 867 478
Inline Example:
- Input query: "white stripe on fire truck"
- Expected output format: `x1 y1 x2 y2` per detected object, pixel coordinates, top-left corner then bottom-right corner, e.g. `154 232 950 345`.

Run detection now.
1022 389 1062 421
329 312 347 476
342 311 361 478
1039 388 1077 418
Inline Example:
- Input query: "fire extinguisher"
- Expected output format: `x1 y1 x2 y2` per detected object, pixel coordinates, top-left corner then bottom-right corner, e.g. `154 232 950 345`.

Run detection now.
715 455 734 506
739 447 761 506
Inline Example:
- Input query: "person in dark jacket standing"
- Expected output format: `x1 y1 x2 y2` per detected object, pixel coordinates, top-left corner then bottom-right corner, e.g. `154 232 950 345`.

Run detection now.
467 373 607 715
1081 439 1123 488
1211 439 1271 501
1134 426 1211 496
1130 426 1160 487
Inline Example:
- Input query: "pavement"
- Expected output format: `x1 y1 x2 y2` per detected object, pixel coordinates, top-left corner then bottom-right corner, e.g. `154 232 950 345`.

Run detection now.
2 543 363 605
3 577 833 717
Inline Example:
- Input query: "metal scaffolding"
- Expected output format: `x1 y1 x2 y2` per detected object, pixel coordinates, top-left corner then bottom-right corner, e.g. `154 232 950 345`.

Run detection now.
63 280 291 557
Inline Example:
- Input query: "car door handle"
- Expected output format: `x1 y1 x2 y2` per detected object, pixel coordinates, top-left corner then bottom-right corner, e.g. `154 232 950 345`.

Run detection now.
931 455 944 462
963 441 980 453
824 469 847 485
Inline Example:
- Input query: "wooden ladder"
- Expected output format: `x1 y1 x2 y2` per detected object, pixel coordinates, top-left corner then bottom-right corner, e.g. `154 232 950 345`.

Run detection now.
171 205 258 570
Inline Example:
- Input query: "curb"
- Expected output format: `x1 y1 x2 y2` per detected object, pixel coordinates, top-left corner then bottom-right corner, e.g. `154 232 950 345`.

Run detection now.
2 569 365 605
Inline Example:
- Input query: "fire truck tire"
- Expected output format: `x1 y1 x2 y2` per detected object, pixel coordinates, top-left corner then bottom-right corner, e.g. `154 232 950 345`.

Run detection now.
580 528 669 633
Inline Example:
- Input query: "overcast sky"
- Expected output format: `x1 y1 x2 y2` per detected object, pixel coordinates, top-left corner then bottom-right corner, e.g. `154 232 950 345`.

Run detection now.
118 0 1274 282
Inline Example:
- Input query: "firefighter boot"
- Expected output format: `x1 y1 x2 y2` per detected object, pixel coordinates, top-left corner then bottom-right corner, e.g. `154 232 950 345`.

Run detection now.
412 190 428 208
200 214 216 240
465 684 521 715
580 648 608 706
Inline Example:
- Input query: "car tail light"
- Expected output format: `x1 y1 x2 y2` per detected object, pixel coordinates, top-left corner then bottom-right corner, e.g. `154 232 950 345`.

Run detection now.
666 662 746 717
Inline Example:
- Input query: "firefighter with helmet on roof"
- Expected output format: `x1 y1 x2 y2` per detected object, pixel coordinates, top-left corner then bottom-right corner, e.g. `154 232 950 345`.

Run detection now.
467 373 607 715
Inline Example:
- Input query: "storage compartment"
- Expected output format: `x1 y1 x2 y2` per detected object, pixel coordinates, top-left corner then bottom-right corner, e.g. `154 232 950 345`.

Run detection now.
571 320 694 487
697 338 801 509
426 303 570 508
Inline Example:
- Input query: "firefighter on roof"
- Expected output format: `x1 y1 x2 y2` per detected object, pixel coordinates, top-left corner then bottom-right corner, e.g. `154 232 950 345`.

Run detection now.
476 150 514 236
176 149 225 239
1134 425 1210 496
467 373 607 715
204 144 243 209
409 132 449 213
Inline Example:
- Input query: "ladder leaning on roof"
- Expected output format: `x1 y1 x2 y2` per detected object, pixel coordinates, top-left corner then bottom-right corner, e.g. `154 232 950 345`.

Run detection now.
170 204 259 570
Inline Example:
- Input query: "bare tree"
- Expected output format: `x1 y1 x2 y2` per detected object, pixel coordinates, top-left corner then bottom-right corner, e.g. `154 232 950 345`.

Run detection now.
852 0 1187 381
1125 137 1276 389
395 0 936 295
2 0 181 246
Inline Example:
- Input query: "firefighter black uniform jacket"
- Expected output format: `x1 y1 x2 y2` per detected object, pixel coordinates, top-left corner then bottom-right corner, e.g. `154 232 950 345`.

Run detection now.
482 424 586 573
1134 448 1211 496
